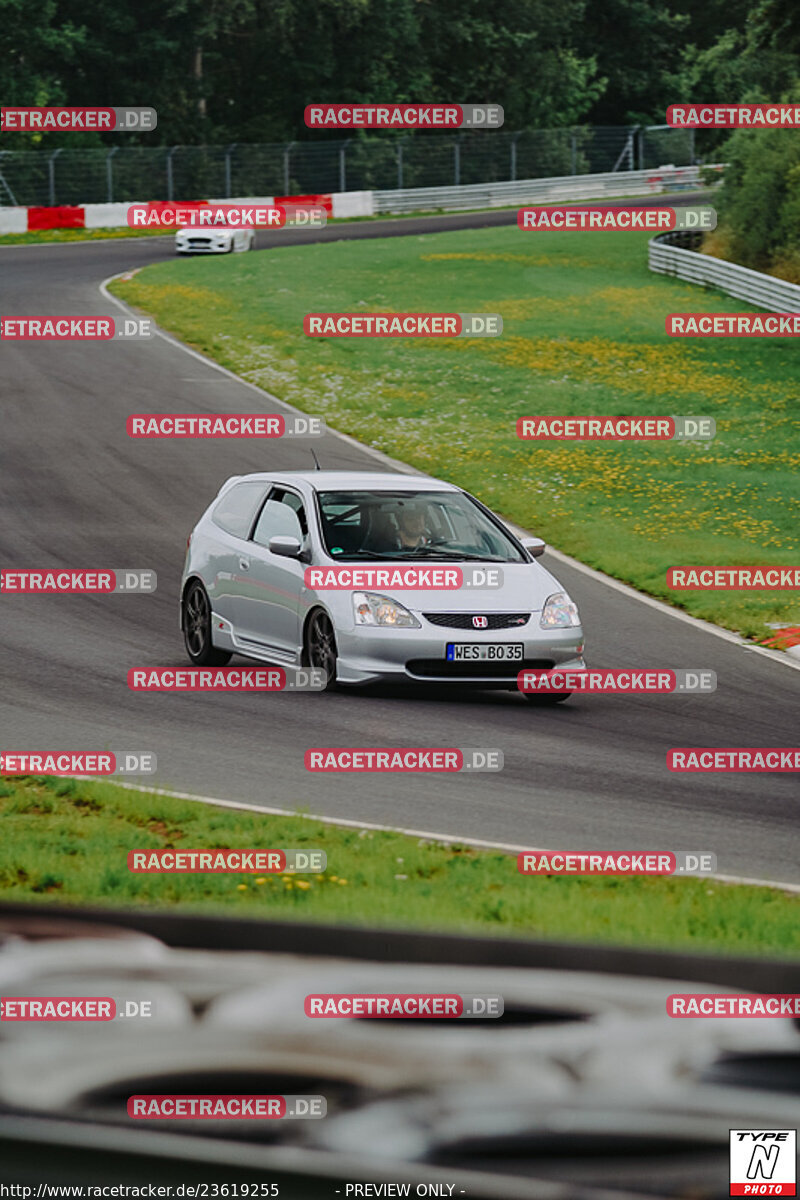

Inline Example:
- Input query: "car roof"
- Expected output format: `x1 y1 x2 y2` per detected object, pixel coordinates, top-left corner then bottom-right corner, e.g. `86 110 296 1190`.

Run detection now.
229 470 459 492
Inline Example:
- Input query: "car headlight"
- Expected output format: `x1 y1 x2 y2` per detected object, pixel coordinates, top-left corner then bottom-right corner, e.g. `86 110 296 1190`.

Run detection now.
353 592 420 628
540 591 580 628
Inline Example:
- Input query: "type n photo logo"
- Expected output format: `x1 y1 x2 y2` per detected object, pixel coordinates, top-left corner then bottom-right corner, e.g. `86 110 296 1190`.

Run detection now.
729 1130 796 1196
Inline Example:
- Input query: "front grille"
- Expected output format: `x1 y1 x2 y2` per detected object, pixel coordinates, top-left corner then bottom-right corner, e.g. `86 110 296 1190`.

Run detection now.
423 612 530 630
406 658 554 679
187 238 214 247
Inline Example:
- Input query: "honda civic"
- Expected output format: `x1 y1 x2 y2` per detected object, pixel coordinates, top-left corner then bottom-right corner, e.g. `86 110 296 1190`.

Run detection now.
180 470 585 701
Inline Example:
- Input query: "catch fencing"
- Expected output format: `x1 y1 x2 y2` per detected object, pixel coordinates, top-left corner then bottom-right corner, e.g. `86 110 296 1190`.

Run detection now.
0 125 699 208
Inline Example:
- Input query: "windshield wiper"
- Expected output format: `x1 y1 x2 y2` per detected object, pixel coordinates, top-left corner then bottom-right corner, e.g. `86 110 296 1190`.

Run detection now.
327 549 406 560
325 548 513 563
403 547 510 562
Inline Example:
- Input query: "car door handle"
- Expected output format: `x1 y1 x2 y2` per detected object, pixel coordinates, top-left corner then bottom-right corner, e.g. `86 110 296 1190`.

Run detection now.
239 558 250 571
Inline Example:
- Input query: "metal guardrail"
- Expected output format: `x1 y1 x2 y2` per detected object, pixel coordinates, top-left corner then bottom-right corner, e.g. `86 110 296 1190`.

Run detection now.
649 229 800 312
372 164 717 214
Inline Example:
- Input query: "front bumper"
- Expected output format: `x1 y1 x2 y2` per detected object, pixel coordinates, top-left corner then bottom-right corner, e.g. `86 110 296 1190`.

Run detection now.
334 622 585 687
175 237 230 254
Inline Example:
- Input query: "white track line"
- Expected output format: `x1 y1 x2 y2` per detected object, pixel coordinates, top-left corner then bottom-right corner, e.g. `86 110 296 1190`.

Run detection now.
100 273 799 673
102 777 800 894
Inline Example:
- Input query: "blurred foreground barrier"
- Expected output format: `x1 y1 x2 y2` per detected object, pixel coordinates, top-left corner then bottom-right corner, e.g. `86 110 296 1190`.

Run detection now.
0 904 798 1197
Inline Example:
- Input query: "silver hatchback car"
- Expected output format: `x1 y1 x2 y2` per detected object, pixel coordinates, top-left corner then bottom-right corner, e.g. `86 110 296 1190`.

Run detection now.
180 470 585 701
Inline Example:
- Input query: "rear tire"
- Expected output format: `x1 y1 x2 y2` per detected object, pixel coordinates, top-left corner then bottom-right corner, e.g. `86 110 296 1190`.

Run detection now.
304 609 339 691
182 581 232 666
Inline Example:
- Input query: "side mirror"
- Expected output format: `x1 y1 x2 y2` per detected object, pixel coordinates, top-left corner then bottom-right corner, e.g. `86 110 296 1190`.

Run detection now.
269 535 303 559
521 536 546 559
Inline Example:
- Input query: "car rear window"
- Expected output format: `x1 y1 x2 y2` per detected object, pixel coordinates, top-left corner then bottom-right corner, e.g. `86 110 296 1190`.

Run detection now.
211 481 267 539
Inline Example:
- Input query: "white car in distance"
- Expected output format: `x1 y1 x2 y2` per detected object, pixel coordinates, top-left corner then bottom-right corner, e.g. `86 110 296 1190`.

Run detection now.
175 226 254 254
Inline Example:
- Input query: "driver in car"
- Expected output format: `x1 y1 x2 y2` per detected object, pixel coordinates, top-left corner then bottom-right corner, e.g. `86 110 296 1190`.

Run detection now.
396 504 431 550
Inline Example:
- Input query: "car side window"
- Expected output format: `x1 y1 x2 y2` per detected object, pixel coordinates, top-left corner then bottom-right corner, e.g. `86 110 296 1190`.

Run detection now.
211 482 267 539
251 489 307 549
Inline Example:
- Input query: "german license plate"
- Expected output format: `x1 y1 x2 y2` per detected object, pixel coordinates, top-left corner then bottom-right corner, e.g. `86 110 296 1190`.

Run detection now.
446 643 523 662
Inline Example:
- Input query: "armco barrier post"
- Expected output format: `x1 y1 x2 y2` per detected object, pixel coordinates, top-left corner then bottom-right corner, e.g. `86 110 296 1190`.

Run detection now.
510 132 520 181
48 148 63 206
166 146 178 202
283 142 294 195
397 138 405 190
339 139 351 193
106 147 119 203
0 152 18 205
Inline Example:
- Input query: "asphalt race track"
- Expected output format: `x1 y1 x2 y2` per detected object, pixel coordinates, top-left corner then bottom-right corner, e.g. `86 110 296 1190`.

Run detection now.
1 197 798 885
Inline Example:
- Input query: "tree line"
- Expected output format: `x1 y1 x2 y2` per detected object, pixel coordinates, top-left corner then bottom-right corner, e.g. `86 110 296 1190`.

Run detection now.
3 0 799 268
1 0 797 147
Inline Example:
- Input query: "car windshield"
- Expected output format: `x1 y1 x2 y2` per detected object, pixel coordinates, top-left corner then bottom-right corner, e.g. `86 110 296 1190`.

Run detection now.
316 490 527 562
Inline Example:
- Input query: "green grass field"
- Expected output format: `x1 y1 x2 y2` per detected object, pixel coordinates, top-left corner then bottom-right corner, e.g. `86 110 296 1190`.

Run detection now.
111 223 799 641
1 776 797 957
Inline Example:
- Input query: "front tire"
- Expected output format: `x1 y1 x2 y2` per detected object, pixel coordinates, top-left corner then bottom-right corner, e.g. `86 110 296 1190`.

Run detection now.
523 691 572 706
182 581 232 666
304 610 338 691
